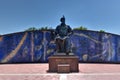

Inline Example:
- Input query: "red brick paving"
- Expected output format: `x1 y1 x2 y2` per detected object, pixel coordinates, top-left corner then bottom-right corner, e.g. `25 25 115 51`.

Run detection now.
67 75 120 80
80 63 120 73
0 75 60 80
0 63 120 80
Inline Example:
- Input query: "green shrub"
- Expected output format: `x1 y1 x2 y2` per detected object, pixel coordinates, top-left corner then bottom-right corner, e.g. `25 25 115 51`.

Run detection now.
99 30 105 33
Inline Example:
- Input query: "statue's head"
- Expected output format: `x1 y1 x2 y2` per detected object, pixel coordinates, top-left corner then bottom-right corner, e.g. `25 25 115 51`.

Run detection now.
60 16 65 23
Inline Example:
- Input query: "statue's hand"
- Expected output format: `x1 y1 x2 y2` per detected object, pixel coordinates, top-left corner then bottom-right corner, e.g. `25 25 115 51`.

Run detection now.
68 32 73 36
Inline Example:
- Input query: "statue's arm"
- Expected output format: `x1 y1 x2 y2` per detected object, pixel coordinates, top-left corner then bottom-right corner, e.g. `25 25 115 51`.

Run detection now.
55 26 59 35
68 26 73 35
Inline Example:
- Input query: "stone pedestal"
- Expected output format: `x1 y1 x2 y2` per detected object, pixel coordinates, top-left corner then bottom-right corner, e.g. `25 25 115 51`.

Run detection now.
48 55 79 73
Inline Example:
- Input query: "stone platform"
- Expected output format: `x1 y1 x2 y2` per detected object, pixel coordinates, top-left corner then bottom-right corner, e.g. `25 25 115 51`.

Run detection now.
48 55 79 73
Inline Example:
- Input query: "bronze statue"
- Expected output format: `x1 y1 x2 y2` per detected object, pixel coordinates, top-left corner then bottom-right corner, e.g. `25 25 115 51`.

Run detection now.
55 16 72 55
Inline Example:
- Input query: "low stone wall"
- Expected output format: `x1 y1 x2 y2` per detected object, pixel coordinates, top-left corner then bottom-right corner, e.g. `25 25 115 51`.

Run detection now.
0 30 120 63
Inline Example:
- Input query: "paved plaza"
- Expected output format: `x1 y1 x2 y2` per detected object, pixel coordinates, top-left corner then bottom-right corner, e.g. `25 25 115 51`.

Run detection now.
0 63 120 80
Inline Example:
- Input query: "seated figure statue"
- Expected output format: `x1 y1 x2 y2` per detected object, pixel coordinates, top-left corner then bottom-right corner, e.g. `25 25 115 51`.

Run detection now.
55 16 72 55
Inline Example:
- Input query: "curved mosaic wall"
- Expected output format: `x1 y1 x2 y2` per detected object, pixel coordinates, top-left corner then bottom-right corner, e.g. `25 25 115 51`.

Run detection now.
0 30 120 63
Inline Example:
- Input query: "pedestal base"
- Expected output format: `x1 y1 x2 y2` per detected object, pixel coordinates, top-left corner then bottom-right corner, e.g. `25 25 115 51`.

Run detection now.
48 55 79 73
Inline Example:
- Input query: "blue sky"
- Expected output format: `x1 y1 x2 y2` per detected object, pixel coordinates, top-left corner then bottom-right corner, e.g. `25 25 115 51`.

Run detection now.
0 0 120 35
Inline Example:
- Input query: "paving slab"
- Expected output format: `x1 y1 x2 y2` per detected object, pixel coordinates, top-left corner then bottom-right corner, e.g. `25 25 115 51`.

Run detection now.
0 63 120 80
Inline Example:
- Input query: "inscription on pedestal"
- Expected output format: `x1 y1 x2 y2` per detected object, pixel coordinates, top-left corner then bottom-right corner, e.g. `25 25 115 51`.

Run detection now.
58 64 70 73
55 59 72 63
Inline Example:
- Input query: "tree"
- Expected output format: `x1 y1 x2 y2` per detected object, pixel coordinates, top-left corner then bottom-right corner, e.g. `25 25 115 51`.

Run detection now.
39 26 48 30
73 26 87 30
25 26 53 31
25 27 37 31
